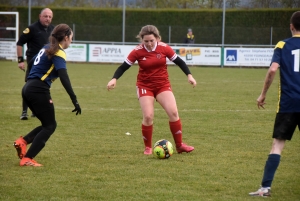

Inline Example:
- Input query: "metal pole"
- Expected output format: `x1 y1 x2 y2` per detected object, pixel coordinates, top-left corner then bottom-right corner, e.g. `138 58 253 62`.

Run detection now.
270 26 273 46
28 0 31 25
16 12 19 45
221 0 226 68
169 26 171 43
73 23 75 41
122 0 125 44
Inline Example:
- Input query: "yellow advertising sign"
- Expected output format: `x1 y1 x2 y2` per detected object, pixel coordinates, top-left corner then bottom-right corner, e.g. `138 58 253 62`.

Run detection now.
179 48 201 57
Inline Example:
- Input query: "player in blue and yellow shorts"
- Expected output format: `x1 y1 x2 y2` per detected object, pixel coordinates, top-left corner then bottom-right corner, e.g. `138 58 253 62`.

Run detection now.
13 24 81 167
249 11 300 197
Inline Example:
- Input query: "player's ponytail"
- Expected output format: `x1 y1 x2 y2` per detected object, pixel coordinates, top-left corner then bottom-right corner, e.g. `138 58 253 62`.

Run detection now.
46 24 72 59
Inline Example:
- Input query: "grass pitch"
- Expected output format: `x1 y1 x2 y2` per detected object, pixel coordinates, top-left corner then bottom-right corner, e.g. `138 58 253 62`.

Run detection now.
0 61 299 201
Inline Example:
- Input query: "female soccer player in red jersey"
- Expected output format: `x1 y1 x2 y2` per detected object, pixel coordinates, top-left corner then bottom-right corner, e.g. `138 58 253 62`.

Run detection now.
107 25 197 155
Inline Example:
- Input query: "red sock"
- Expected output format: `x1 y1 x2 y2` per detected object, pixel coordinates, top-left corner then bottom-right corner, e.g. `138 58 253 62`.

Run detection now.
169 119 182 147
142 124 153 148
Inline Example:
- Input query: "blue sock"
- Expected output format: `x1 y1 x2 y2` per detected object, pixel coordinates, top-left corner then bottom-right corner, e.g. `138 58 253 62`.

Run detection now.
261 154 281 188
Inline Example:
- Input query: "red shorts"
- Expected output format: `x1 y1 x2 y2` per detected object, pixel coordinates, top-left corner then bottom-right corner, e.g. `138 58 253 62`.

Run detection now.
136 86 172 98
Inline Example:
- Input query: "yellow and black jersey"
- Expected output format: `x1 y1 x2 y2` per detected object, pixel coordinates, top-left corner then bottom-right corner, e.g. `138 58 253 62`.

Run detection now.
272 35 300 112
28 44 67 87
184 34 195 44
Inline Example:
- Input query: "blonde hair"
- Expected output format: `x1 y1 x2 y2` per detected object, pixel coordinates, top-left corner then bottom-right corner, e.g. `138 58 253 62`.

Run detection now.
136 25 161 42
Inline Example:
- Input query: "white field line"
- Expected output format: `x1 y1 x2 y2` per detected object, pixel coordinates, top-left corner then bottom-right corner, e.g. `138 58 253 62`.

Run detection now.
0 80 264 91
3 106 274 112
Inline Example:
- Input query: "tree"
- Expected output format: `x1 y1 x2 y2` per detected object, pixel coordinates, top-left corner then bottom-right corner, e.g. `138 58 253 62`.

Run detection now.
3 0 299 9
135 0 200 9
249 0 280 8
227 0 240 8
280 0 300 8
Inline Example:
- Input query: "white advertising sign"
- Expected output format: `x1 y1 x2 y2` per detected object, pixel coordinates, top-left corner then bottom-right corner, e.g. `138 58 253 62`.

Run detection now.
64 44 87 62
88 44 221 66
23 45 27 59
224 48 273 66
10 43 273 67
24 44 87 62
89 44 135 63
169 46 221 66
0 41 16 60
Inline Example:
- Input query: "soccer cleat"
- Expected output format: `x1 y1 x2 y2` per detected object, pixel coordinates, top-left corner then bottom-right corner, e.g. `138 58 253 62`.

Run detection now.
144 147 152 155
20 112 28 120
20 157 42 167
13 136 27 159
176 143 194 153
249 186 271 197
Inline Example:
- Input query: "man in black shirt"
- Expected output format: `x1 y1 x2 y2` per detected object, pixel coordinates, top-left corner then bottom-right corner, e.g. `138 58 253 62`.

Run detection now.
17 8 54 120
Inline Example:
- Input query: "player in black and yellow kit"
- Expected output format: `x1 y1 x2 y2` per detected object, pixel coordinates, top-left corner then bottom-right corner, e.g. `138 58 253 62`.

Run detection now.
249 11 300 197
13 24 81 167
183 28 195 44
17 8 54 120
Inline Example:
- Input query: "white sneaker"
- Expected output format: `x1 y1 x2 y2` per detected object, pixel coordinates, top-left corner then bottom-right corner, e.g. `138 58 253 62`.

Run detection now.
249 186 271 197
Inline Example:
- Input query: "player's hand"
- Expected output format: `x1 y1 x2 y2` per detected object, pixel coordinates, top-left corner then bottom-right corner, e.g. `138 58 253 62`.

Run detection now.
187 74 197 88
18 62 25 71
107 78 117 91
72 100 81 115
257 94 266 109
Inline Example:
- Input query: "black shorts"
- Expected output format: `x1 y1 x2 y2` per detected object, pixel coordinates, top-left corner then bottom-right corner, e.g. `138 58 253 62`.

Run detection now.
273 113 300 140
22 79 53 116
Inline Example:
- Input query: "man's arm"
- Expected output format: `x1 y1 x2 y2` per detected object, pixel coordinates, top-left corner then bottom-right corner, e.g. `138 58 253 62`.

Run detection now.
17 45 25 71
17 45 23 57
257 62 279 109
16 25 34 71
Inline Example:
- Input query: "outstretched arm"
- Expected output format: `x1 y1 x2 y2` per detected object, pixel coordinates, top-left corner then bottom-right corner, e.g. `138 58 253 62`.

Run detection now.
257 62 279 109
107 62 131 91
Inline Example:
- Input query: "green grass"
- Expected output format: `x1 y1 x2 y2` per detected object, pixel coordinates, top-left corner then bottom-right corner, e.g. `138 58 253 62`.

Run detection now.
0 61 299 201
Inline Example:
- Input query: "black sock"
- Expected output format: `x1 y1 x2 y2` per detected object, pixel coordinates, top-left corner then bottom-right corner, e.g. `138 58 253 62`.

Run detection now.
23 126 43 144
22 99 28 113
25 127 53 159
261 154 281 188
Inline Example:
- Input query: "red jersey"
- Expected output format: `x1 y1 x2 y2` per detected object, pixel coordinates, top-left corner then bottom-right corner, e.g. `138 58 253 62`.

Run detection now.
125 42 177 89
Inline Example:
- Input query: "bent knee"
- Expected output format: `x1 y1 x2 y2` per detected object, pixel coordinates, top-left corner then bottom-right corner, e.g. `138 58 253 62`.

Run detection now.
44 121 57 133
168 111 179 120
143 115 154 125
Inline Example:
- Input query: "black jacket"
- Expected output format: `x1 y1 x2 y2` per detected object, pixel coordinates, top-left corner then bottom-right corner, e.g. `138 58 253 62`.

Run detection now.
184 34 195 44
17 20 54 58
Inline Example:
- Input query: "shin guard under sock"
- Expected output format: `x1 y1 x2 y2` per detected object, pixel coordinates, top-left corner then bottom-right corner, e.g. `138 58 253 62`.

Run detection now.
169 119 182 147
142 124 153 148
23 126 43 144
261 154 281 188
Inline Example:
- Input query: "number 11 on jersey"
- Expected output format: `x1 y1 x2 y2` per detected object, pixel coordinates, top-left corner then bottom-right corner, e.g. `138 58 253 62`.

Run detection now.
292 49 300 72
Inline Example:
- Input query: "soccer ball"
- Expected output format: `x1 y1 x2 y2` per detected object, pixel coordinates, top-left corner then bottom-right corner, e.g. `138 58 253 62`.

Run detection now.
153 139 173 159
